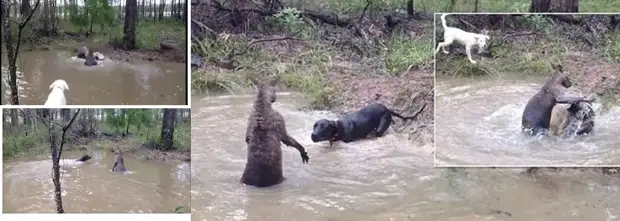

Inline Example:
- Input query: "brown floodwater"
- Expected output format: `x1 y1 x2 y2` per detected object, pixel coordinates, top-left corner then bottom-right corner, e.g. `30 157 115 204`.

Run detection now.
435 75 620 166
3 150 191 213
1 50 186 105
191 92 620 221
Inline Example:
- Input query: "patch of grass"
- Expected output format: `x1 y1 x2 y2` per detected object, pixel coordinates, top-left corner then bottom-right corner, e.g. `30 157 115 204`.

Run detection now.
604 30 620 62
419 0 620 12
317 0 407 14
2 126 49 158
386 36 433 75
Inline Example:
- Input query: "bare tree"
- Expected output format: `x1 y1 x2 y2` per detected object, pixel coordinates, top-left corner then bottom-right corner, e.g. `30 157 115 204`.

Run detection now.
530 0 579 12
160 109 177 151
2 0 41 105
123 0 138 49
34 109 81 213
20 0 30 16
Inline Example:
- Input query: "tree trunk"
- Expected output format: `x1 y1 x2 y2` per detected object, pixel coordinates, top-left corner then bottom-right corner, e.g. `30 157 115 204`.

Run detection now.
123 0 137 50
182 0 186 21
2 0 19 105
10 109 18 126
530 0 578 12
160 109 177 151
158 1 164 20
48 109 65 213
176 0 181 19
20 0 30 16
43 0 49 35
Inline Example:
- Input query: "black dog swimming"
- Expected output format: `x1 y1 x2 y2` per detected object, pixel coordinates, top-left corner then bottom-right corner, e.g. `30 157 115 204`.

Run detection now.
311 103 426 146
76 154 92 162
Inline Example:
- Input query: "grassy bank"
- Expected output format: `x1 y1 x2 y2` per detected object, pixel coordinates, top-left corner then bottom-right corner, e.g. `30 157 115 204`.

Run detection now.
192 6 433 108
2 123 191 160
435 14 620 110
1 17 185 62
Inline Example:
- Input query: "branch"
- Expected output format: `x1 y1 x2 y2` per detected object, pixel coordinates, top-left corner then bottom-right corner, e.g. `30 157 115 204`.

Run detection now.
502 31 536 41
13 0 41 61
231 34 303 57
357 0 372 24
18 108 49 128
59 109 81 156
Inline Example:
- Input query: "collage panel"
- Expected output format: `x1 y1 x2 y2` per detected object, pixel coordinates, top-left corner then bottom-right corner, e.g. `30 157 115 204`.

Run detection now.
434 13 620 166
191 0 433 220
1 0 189 105
2 108 191 213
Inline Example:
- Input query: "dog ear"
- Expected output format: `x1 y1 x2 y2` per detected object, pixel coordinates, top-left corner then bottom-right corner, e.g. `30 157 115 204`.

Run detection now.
551 63 563 72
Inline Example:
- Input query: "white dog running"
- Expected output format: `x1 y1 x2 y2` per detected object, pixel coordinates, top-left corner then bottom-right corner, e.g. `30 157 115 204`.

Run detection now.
45 79 70 105
435 13 490 64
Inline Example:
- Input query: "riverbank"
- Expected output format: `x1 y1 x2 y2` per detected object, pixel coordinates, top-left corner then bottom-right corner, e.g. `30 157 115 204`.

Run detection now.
191 3 435 145
435 14 620 110
4 20 186 63
2 125 191 163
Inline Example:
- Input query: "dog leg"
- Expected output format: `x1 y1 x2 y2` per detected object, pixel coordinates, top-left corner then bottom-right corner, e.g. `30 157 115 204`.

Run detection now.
465 45 477 64
375 115 392 137
435 41 452 54
281 134 310 163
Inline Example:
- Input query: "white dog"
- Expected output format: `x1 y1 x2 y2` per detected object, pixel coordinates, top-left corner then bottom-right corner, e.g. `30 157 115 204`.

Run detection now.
435 13 490 64
45 79 70 105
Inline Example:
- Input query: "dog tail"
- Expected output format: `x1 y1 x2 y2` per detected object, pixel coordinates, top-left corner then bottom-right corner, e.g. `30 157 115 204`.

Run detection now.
440 13 448 29
388 103 427 121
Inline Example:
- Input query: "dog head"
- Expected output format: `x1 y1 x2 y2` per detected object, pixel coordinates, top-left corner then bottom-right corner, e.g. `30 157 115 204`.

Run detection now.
565 101 596 136
311 119 338 142
475 34 491 50
49 79 70 91
250 76 279 103
76 155 92 162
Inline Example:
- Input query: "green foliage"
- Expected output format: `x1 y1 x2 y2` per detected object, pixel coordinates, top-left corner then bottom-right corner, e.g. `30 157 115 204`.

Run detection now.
68 0 116 33
3 126 50 158
173 206 185 213
386 37 433 75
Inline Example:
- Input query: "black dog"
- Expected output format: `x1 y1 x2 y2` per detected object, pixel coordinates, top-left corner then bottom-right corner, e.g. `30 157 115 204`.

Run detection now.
76 155 92 162
311 103 426 146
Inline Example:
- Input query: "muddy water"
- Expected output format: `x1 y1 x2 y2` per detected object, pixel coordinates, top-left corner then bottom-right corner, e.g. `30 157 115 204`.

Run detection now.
1 50 186 105
191 92 620 221
436 76 620 166
3 150 190 213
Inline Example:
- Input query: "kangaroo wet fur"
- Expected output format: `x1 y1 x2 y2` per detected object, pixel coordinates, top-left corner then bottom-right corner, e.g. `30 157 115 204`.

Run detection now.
311 103 426 146
112 147 127 173
521 64 594 136
241 76 310 187
435 13 490 64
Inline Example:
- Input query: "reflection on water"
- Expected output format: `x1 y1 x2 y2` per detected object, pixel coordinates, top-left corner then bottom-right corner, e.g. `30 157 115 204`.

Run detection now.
1 50 186 105
3 150 190 213
435 76 620 166
191 92 620 221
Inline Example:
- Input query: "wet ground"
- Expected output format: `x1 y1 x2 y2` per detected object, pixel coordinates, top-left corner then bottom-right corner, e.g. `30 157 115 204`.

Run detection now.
190 91 620 221
1 50 186 105
435 75 620 166
3 150 190 213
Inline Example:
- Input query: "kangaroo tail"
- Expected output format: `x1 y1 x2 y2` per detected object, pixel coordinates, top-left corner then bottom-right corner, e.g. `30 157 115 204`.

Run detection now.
388 103 427 121
441 13 448 29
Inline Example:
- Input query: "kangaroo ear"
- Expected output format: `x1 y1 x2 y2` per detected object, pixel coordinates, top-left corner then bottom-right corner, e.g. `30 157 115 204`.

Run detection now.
269 75 280 86
249 76 260 86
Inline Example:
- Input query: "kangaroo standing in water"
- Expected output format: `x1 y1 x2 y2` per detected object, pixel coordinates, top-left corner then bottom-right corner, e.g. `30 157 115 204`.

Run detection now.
84 49 98 66
241 76 310 187
112 147 127 173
